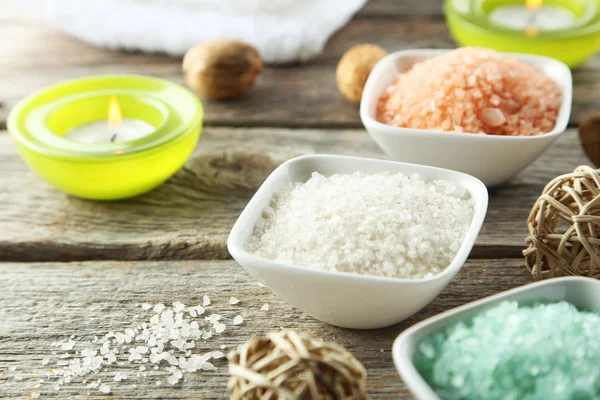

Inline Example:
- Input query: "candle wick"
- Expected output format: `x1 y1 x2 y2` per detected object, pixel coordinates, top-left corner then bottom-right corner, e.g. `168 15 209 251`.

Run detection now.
110 133 118 142
527 8 538 28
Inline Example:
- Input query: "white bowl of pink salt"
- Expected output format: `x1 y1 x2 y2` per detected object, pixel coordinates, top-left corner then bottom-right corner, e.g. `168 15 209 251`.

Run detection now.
228 155 488 329
360 47 572 187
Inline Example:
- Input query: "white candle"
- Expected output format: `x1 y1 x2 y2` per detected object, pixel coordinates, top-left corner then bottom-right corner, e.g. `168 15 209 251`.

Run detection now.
488 5 575 31
64 119 155 144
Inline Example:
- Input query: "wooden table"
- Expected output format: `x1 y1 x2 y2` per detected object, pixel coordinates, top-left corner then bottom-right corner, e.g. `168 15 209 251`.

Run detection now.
0 1 596 398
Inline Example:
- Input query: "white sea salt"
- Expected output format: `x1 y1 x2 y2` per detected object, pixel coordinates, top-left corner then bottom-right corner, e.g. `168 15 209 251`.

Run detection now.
261 304 269 311
167 367 183 385
229 297 240 305
233 315 244 325
61 340 75 351
246 171 474 279
98 383 111 394
214 322 226 334
37 299 245 394
31 392 40 399
203 296 210 306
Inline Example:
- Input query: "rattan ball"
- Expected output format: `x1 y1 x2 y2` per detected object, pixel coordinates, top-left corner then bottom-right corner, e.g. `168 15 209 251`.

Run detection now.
227 330 368 400
524 165 600 280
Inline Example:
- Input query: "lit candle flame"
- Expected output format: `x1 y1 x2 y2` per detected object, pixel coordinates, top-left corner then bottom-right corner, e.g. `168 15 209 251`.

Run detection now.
107 95 123 134
526 0 542 11
525 0 542 36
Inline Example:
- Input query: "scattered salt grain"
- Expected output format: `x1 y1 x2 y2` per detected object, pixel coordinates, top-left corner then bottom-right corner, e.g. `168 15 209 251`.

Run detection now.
201 362 217 371
172 302 185 313
60 340 75 351
80 349 96 357
214 323 226 334
247 171 474 279
207 314 221 323
233 315 244 325
14 375 23 381
31 392 40 399
141 303 152 310
203 296 210 306
153 303 165 313
9 366 16 371
167 367 183 385
229 297 240 305
98 383 111 394
261 304 269 311
37 298 246 394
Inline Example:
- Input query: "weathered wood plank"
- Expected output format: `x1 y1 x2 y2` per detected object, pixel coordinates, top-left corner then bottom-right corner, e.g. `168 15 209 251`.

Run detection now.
358 0 444 18
0 4 597 128
0 258 533 399
0 127 591 262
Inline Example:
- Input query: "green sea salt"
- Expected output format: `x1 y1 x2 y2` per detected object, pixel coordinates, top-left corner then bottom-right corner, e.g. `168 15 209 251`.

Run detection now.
414 301 600 400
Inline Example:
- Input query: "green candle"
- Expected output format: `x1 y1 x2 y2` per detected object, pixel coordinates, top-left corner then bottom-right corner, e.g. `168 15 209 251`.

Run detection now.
8 75 203 200
444 0 600 67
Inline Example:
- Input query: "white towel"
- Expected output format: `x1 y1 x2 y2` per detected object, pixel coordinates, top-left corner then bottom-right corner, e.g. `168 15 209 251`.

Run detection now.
23 0 367 63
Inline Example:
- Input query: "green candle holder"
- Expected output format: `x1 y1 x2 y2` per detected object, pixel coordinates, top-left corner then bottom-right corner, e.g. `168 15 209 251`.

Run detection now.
8 75 203 200
445 0 600 67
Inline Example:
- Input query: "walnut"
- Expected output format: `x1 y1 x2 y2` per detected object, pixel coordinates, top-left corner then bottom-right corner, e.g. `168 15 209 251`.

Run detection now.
183 40 262 100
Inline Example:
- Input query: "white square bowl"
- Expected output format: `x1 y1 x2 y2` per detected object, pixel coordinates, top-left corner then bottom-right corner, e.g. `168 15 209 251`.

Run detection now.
360 49 573 187
228 154 488 329
392 277 600 399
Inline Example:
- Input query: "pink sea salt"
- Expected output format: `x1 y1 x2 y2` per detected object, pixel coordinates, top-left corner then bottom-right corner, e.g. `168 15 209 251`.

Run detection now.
376 47 562 136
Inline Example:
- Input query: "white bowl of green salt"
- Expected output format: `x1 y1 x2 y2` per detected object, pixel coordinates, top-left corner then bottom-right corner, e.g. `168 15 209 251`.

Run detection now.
393 277 600 400
228 155 487 329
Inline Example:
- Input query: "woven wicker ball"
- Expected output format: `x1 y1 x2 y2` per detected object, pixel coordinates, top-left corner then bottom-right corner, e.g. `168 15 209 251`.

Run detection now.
524 165 600 280
227 330 368 400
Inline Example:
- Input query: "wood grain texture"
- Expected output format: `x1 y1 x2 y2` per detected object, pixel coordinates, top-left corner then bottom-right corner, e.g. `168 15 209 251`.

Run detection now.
0 1 597 128
0 258 533 399
358 0 444 18
0 127 592 262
